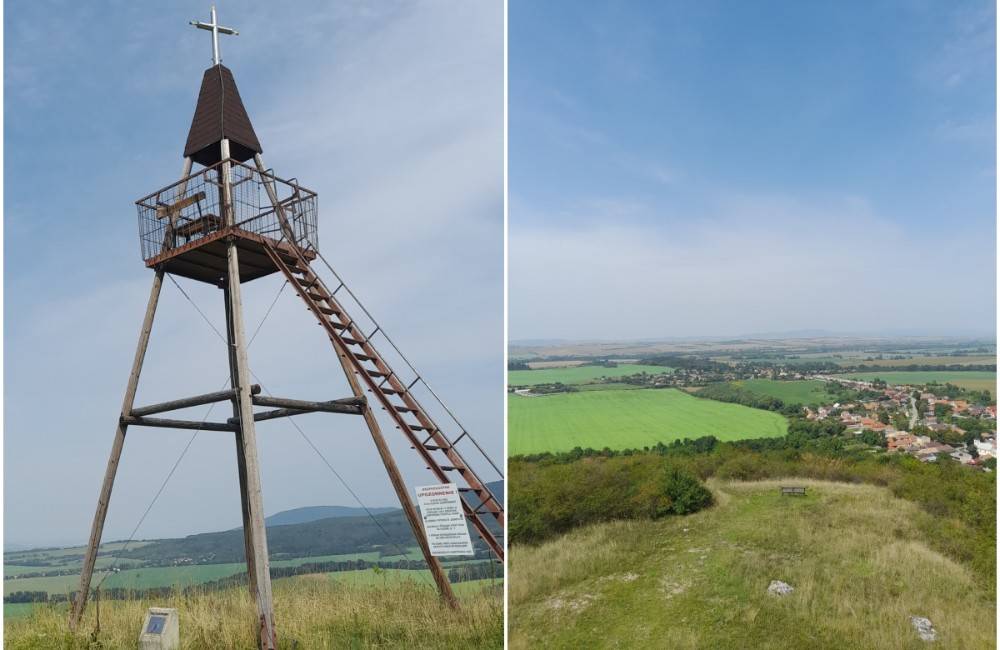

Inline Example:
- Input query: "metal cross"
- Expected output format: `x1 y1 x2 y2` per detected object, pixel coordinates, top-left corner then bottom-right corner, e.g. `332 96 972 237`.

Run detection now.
190 5 238 66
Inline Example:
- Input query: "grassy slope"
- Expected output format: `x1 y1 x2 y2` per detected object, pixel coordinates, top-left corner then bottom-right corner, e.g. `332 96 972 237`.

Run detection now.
836 371 996 395
4 578 502 649
508 389 787 456
731 379 830 405
508 364 671 386
510 479 995 650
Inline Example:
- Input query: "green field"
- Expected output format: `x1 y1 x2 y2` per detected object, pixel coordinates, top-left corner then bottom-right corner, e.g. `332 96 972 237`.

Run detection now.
510 479 995 649
4 563 249 597
508 364 672 386
730 379 831 405
508 388 787 455
3 603 37 619
837 371 996 396
844 355 996 367
3 547 428 597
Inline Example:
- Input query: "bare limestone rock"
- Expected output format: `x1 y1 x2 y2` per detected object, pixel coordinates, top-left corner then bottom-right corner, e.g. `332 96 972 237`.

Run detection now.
767 580 794 597
910 616 937 642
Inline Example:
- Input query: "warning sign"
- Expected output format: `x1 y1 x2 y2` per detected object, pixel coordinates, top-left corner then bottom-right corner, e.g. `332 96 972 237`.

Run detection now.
415 483 475 557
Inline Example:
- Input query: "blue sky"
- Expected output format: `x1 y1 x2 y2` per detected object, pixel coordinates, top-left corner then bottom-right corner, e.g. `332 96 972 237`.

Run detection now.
510 0 996 340
4 1 502 546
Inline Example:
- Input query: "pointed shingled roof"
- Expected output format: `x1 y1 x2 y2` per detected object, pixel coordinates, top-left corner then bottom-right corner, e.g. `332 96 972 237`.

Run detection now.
183 64 262 167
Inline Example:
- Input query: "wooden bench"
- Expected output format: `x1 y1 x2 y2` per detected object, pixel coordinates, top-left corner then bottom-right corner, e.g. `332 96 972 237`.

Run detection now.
780 486 806 496
173 214 222 242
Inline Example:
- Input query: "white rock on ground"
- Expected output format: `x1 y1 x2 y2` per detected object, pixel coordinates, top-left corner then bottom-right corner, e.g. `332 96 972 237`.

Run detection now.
910 616 937 642
767 580 794 596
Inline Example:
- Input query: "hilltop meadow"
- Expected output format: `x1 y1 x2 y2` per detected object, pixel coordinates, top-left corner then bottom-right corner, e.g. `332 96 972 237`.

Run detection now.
508 423 996 649
4 576 502 649
510 479 994 649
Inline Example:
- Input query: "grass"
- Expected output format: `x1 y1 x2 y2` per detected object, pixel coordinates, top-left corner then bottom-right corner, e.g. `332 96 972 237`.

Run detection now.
279 570 499 590
509 479 995 649
508 389 787 456
836 371 996 396
4 577 503 649
508 364 672 386
729 379 831 405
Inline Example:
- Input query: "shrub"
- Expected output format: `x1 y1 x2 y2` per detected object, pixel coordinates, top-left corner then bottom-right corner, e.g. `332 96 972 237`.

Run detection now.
509 456 713 544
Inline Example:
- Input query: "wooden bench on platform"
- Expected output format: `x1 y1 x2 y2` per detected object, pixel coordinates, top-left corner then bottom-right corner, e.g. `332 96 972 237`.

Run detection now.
780 486 806 496
173 214 222 242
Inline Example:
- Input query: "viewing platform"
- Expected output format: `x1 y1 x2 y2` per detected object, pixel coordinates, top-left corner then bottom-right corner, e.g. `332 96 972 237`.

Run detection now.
136 159 317 284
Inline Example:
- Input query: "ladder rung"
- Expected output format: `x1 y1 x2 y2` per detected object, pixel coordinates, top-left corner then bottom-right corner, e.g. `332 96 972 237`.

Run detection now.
319 306 341 316
367 369 387 377
410 425 433 432
439 465 463 472
341 337 363 345
307 291 327 301
395 405 418 413
458 487 483 493
295 276 318 288
424 444 449 451
329 321 347 330
354 353 375 362
381 387 403 395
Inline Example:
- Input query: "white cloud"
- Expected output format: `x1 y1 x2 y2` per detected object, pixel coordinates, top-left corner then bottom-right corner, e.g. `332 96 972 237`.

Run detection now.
510 193 996 340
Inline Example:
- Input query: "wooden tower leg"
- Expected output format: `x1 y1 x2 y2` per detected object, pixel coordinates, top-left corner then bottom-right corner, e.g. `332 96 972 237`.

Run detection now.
221 139 277 649
331 338 460 610
70 269 165 630
224 283 259 598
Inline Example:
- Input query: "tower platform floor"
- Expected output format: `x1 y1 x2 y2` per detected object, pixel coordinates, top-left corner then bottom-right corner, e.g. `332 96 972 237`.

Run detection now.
145 227 315 284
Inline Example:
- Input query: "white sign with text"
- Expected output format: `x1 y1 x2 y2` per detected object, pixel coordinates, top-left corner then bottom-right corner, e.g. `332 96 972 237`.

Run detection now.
415 483 475 557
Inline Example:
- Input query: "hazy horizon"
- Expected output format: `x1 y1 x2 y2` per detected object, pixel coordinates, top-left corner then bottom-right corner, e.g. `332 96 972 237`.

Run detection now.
510 330 997 347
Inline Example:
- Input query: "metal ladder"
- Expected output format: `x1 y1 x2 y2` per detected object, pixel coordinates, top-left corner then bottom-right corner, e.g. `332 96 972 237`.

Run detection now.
262 241 504 560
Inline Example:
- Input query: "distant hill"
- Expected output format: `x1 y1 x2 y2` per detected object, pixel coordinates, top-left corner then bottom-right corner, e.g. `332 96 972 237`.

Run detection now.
264 506 398 527
115 480 504 565
266 479 503 527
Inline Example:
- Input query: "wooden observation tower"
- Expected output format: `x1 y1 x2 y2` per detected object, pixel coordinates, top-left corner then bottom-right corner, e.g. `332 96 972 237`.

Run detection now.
69 8 504 648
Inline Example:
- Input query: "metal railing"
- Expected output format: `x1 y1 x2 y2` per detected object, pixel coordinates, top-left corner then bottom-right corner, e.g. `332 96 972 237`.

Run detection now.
136 160 318 261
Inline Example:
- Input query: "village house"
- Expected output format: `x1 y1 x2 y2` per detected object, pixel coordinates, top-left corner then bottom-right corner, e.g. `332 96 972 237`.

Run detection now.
973 439 996 459
887 433 917 452
950 449 975 464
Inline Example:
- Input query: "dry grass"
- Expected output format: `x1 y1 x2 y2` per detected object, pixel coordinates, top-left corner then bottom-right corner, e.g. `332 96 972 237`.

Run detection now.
5 577 502 649
510 479 995 649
